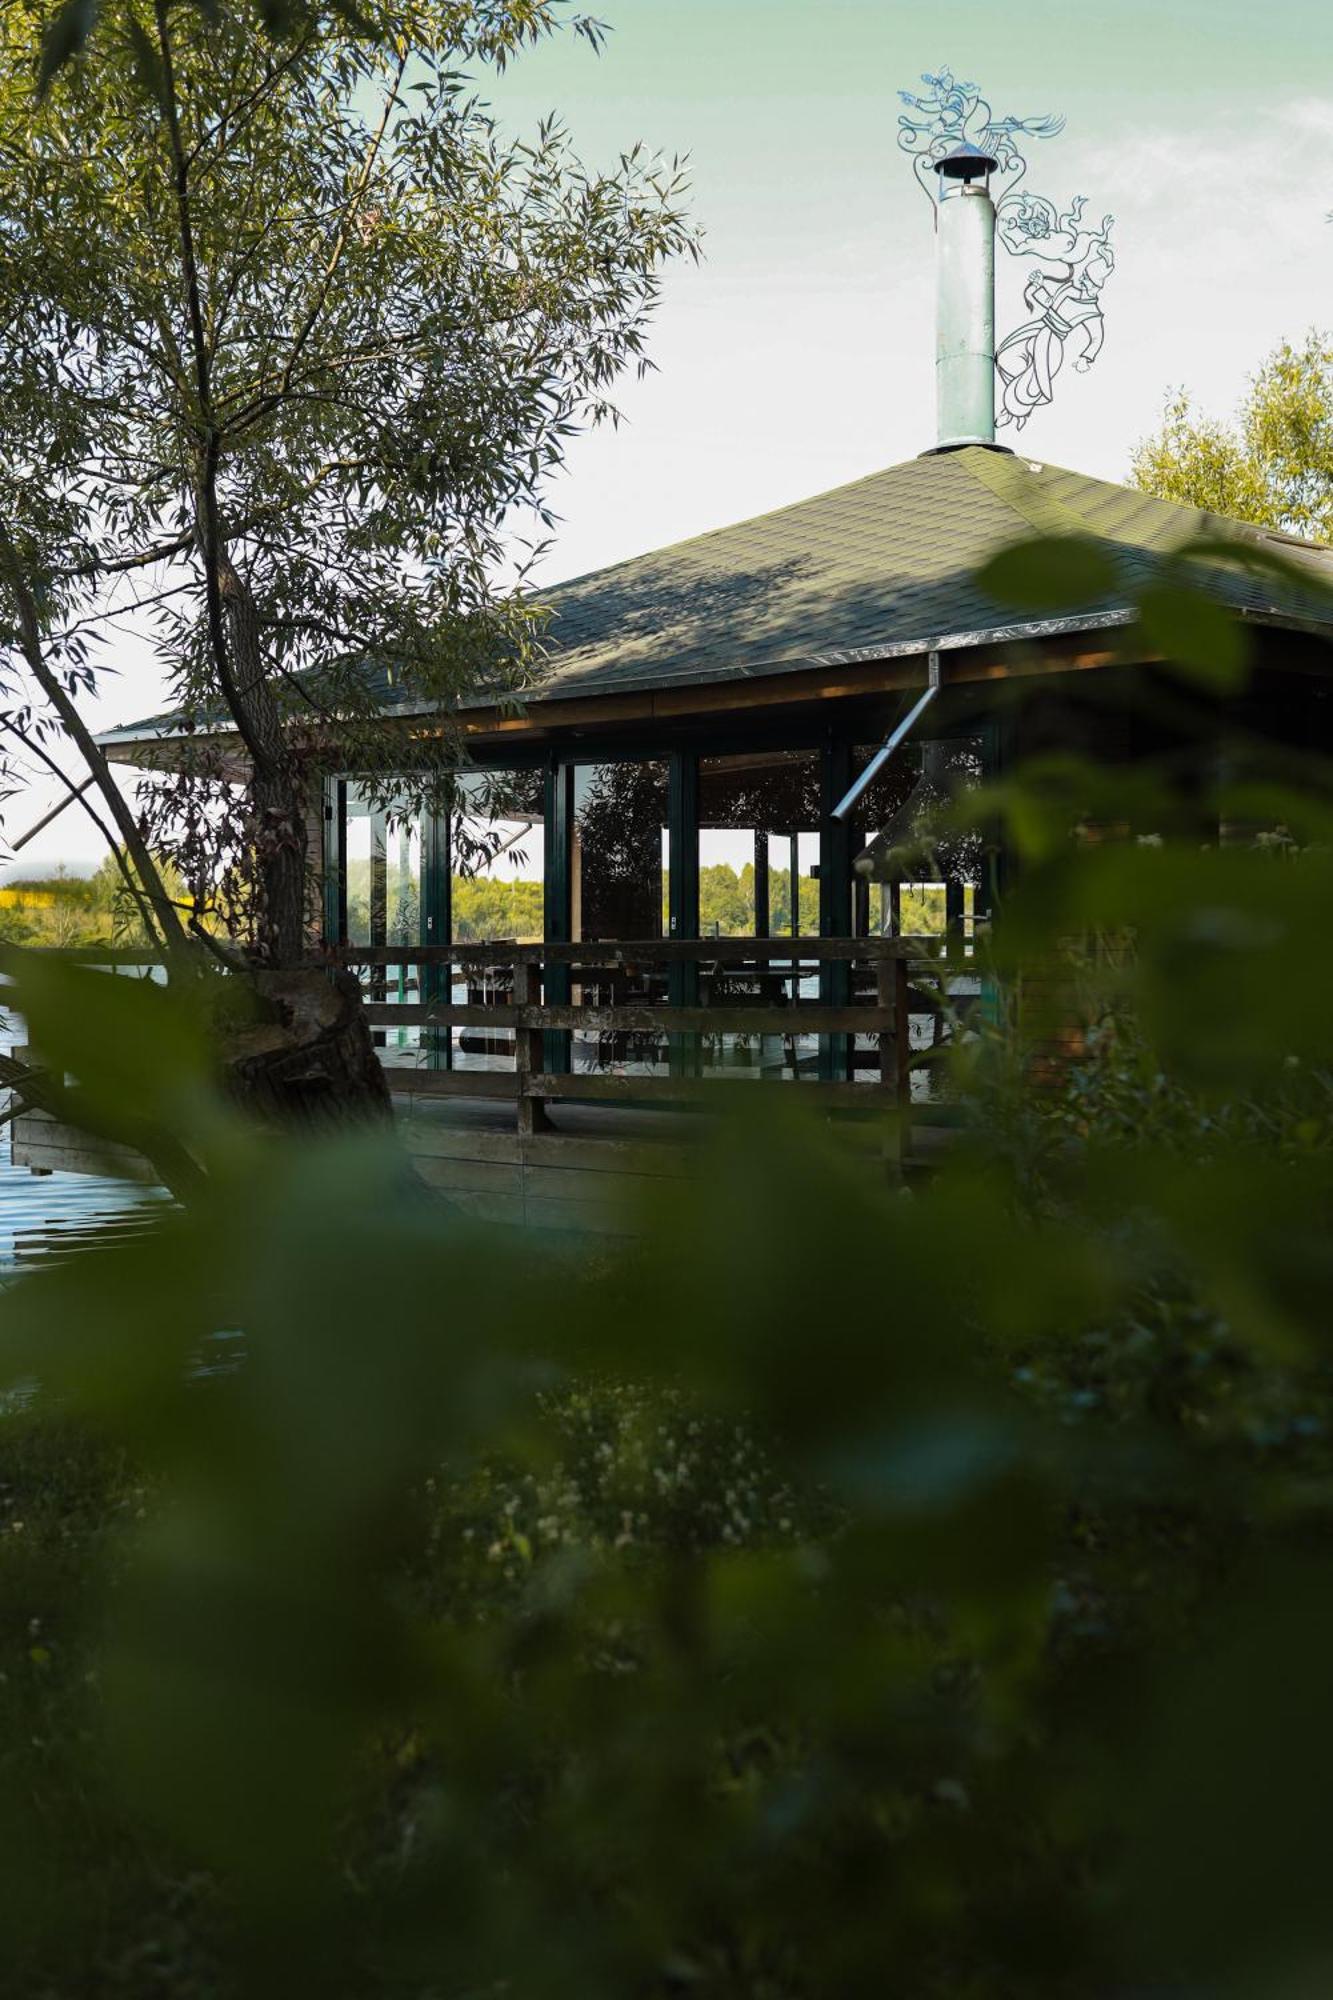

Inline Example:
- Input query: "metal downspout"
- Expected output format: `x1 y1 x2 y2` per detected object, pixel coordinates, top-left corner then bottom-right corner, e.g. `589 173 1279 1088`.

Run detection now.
830 650 942 825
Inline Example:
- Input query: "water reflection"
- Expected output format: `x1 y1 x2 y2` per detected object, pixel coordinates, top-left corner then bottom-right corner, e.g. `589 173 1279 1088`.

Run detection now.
0 1141 166 1271
571 761 670 1075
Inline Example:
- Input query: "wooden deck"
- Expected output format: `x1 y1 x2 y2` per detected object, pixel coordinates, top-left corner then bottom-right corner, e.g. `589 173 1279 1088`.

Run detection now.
11 1107 158 1185
7 936 966 1234
9 1086 917 1236
394 1084 920 1236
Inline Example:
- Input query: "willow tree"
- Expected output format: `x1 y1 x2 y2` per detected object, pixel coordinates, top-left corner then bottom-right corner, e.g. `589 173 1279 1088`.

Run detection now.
0 0 693 978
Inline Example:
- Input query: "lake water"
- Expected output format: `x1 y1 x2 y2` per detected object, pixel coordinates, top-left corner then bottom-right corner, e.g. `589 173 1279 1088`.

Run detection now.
1 1011 167 1269
0 1132 166 1271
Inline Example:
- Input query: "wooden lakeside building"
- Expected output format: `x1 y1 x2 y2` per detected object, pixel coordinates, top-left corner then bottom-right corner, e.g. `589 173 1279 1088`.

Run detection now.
14 144 1333 1229
17 445 1319 1230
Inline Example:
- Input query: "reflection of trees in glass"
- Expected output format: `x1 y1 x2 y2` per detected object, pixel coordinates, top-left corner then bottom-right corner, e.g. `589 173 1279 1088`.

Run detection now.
852 744 922 834
451 879 543 941
855 739 983 884
345 859 421 946
696 864 819 937
698 752 821 832
452 771 545 879
389 886 419 947
447 769 545 941
920 742 983 882
575 761 668 941
349 855 543 942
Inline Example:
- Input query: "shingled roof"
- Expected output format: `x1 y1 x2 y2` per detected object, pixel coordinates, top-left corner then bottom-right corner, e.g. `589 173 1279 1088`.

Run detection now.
97 446 1333 750
529 446 1333 700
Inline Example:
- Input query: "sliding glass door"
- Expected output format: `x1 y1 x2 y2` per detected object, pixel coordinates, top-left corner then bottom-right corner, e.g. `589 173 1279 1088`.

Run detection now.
327 732 969 1087
692 750 822 1078
342 785 424 1066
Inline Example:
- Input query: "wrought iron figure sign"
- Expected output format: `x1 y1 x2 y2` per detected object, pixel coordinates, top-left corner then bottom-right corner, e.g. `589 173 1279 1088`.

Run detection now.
898 69 1115 432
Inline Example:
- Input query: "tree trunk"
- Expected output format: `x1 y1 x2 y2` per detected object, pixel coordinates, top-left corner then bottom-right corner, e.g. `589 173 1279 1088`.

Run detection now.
200 538 389 1128
224 967 392 1127
212 548 310 967
0 518 190 962
249 756 310 967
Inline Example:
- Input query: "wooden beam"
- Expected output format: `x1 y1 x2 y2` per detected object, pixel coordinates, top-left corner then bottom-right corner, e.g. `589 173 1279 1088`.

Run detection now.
387 1069 518 1099
514 957 550 1135
328 933 933 967
367 1001 893 1036
396 632 1152 745
528 1071 894 1109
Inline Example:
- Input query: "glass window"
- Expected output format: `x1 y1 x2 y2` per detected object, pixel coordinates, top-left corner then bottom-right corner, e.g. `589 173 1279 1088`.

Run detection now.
698 750 821 940
570 760 670 1076
850 737 984 1097
572 760 669 944
695 750 822 1078
450 770 545 944
344 786 424 1068
850 737 982 940
448 770 545 1073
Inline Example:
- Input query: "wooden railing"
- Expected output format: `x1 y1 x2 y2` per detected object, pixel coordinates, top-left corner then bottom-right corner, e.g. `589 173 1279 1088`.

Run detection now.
4 941 985 1189
322 936 961 1135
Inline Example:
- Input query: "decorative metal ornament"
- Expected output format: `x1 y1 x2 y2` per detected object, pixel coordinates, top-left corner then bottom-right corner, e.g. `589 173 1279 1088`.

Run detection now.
898 69 1115 432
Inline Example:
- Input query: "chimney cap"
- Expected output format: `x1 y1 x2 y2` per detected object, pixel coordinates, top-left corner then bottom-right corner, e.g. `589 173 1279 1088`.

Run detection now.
933 141 999 182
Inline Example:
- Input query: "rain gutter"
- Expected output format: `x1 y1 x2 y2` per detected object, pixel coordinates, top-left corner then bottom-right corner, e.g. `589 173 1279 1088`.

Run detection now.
830 650 942 824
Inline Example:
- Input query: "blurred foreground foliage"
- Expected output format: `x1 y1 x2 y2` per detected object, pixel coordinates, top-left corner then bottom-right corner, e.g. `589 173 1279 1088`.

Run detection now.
2 557 1333 1994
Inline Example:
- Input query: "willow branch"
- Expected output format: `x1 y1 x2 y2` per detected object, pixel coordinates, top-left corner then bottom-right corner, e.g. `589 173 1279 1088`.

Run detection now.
0 517 189 959
277 47 408 401
154 0 270 776
0 1045 205 1203
0 719 160 941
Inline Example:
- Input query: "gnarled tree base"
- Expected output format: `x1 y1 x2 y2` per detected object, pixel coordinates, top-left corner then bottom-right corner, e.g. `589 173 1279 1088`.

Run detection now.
224 967 392 1128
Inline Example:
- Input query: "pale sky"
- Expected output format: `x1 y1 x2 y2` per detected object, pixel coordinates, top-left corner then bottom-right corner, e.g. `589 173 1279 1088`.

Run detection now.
8 0 1332 873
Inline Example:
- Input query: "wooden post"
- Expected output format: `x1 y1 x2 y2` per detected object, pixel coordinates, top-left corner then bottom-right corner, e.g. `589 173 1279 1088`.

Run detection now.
820 739 853 1084
946 876 966 959
753 830 770 938
421 809 451 1070
668 752 699 1078
321 776 346 948
894 954 912 1133
515 956 550 1135
875 956 896 1096
543 760 573 1076
878 953 910 1175
367 809 387 1048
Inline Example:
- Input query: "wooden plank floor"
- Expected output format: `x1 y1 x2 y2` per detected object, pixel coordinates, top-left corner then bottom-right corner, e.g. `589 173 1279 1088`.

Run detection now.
9 1089 924 1239
9 1108 159 1184
401 1092 712 1235
394 1088 906 1235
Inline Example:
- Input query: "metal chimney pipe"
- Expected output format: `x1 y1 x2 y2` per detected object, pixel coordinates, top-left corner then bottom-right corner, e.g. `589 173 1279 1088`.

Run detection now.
932 145 999 449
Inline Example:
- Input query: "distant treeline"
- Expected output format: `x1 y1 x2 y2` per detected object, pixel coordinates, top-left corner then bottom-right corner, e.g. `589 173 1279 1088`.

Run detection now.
6 858 948 953
0 863 133 948
350 861 944 944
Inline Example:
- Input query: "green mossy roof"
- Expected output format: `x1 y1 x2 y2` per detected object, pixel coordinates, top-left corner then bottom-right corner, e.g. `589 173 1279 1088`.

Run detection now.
98 447 1333 749
529 445 1333 700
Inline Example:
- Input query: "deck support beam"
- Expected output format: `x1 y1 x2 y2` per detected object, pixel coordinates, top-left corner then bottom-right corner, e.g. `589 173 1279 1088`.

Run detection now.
820 739 853 1082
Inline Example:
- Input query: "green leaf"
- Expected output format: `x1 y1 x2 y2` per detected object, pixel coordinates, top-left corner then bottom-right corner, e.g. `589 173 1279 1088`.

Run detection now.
0 945 215 1134
37 0 98 93
253 0 304 36
1137 580 1251 690
122 11 165 104
976 534 1120 614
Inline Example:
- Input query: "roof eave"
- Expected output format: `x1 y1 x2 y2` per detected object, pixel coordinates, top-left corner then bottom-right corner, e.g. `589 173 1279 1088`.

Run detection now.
92 605 1153 756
